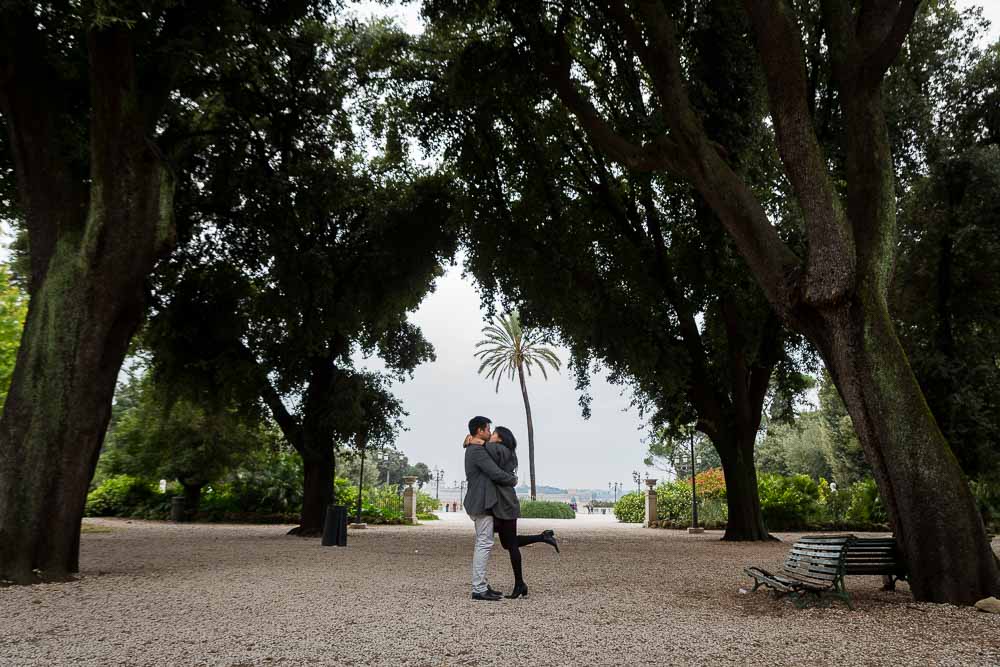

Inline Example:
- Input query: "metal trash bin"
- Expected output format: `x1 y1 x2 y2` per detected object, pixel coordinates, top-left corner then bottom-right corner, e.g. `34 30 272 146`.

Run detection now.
321 504 348 547
170 496 185 522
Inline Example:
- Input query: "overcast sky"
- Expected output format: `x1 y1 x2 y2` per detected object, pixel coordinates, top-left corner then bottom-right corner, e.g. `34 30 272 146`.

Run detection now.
350 0 1000 491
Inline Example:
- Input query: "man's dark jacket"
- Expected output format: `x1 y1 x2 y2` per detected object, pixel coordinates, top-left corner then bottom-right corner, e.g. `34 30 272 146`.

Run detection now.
464 443 518 515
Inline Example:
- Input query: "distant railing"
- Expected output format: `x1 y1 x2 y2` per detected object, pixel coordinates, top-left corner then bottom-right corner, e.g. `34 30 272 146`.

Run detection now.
366 488 403 516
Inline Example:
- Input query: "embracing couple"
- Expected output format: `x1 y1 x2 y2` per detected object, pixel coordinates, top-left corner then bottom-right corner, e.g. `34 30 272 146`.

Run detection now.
463 415 559 601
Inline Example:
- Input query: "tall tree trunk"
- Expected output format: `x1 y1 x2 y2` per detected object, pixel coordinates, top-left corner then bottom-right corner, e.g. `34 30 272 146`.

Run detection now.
714 434 770 541
810 288 1000 603
530 0 1000 603
517 361 536 500
0 27 174 584
180 482 204 521
296 444 333 537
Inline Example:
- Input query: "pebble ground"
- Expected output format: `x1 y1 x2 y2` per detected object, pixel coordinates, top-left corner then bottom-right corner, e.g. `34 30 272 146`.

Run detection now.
1 514 998 666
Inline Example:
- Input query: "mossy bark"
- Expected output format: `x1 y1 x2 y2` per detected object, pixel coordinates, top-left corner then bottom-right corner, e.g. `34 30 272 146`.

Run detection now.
806 286 1000 603
0 26 175 584
715 435 770 542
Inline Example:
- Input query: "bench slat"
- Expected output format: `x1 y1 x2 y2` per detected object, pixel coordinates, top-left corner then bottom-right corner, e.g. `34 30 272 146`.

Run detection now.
791 547 843 563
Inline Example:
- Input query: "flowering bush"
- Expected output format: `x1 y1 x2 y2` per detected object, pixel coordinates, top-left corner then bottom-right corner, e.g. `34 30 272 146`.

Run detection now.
693 468 727 499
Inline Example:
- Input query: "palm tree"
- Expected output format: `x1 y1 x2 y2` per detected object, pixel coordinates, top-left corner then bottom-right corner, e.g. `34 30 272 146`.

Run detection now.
475 311 561 500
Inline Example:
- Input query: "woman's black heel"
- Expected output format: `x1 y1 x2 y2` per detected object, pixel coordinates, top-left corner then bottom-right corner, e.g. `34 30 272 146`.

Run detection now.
542 529 559 554
506 582 528 599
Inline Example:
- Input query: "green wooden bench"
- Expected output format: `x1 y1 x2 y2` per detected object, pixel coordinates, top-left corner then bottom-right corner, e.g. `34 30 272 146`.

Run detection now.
844 536 907 591
744 535 853 609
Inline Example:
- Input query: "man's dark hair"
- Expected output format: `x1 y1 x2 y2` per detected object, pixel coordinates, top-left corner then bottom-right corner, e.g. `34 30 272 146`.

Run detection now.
468 416 491 435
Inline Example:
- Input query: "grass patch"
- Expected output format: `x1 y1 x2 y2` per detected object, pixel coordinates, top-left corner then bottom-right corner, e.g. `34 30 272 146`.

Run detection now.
81 522 114 534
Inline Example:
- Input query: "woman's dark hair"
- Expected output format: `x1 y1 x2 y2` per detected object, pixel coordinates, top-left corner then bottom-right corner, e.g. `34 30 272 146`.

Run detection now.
494 426 517 451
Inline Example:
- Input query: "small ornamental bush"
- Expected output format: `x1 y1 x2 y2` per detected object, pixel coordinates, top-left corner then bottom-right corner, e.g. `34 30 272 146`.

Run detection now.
416 490 439 513
85 475 160 517
613 492 645 523
416 512 439 521
656 482 692 523
520 500 576 519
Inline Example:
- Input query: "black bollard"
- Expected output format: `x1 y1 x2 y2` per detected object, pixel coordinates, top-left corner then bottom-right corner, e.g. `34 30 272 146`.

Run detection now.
322 504 349 547
322 505 340 547
170 496 185 522
335 505 347 546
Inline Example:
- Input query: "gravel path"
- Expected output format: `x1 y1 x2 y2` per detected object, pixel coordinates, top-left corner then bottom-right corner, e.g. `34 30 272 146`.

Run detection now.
1 515 998 666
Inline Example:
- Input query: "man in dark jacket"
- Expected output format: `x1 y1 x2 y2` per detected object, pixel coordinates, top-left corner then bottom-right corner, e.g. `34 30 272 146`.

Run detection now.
464 415 518 601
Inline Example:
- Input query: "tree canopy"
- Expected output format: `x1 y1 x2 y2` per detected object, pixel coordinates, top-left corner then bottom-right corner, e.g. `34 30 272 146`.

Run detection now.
144 17 459 534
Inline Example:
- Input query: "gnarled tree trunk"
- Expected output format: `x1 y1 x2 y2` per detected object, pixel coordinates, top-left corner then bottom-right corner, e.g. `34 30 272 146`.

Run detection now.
0 26 174 584
809 289 1000 603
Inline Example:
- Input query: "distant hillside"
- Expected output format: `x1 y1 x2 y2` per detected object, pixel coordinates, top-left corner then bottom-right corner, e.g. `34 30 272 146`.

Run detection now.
515 485 565 495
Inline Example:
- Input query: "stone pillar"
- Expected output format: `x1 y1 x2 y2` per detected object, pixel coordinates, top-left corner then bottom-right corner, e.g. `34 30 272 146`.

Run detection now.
402 476 418 525
643 478 657 527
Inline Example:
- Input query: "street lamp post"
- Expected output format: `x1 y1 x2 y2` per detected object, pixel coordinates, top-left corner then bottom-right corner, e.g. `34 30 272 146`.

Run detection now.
355 437 367 526
382 451 391 486
433 466 444 500
608 481 622 503
687 430 704 534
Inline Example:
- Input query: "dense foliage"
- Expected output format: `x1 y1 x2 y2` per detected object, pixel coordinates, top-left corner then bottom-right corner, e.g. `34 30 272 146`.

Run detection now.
614 468 890 532
85 472 439 526
0 265 27 409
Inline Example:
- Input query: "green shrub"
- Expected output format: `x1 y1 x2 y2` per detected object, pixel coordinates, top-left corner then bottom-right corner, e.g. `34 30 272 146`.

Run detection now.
971 477 1000 533
189 449 304 517
698 497 728 529
818 478 852 527
613 492 645 523
758 473 820 531
845 478 888 528
520 500 576 519
653 481 728 528
416 490 439 513
85 475 161 517
656 482 692 523
416 512 439 521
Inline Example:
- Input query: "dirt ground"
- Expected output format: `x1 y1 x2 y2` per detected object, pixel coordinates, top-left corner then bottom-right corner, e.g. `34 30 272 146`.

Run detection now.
0 514 997 666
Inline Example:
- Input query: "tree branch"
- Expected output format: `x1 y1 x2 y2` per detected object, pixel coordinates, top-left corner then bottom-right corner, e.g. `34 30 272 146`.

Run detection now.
538 32 681 172
743 0 856 306
864 0 922 86
0 10 86 290
598 1 806 318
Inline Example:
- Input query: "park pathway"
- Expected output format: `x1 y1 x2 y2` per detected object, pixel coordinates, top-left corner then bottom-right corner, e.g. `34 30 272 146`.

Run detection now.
1 515 997 666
